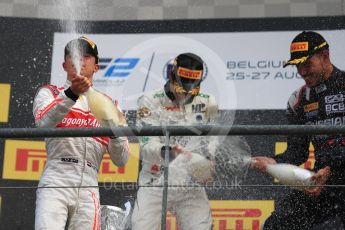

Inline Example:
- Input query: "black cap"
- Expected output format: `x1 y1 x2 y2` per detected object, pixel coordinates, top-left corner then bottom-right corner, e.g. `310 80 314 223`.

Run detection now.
283 31 329 68
64 36 99 63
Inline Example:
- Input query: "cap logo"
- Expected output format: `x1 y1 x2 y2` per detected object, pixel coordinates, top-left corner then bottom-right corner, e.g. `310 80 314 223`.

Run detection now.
80 36 96 49
177 67 202 80
291 42 308 53
287 56 308 65
314 41 327 51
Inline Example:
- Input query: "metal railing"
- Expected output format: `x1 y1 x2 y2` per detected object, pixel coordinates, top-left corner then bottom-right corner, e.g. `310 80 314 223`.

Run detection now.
1 125 345 138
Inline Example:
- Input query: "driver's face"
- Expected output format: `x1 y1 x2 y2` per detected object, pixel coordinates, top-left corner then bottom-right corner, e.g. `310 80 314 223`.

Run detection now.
169 81 195 105
296 52 326 87
63 53 99 79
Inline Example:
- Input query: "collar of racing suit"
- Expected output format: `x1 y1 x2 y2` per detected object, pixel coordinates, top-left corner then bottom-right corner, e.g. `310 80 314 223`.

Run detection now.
326 66 345 87
310 66 343 93
164 81 195 105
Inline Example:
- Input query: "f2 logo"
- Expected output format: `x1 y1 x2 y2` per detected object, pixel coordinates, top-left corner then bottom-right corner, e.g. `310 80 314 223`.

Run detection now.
104 58 139 77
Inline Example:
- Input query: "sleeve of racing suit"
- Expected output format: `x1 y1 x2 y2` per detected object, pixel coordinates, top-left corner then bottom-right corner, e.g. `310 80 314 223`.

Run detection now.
107 102 130 167
136 95 164 162
274 95 310 165
206 95 220 157
108 137 130 167
33 86 76 128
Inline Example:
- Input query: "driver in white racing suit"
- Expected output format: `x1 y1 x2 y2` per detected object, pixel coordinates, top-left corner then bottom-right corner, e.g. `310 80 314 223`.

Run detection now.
131 53 218 230
33 37 130 230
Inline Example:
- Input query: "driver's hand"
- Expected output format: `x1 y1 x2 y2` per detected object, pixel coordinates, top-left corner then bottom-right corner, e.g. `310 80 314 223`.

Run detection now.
250 156 277 173
70 73 92 95
305 166 331 196
171 145 187 158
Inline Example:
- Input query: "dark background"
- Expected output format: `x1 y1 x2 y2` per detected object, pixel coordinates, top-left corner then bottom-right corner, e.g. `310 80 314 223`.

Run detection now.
1 16 345 229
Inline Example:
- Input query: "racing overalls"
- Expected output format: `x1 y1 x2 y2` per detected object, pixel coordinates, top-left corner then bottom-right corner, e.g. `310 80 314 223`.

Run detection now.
33 81 130 230
131 83 218 230
264 66 345 229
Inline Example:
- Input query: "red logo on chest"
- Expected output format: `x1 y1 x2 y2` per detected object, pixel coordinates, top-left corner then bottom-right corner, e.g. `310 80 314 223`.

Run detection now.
57 109 101 128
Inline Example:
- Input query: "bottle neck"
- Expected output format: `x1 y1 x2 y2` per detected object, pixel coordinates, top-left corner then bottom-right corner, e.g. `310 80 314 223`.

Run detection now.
83 87 94 96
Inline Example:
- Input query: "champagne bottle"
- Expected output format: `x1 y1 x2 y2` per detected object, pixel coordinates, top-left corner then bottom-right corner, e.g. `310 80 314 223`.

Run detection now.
83 87 127 127
266 163 315 191
187 154 214 183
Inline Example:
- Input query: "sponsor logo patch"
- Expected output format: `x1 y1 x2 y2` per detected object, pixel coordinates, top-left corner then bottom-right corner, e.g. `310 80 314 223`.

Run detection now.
164 106 180 111
316 116 345 125
177 67 202 80
305 110 319 118
290 42 308 53
325 103 345 115
325 94 344 104
304 102 319 112
137 107 151 118
192 103 206 113
315 84 327 94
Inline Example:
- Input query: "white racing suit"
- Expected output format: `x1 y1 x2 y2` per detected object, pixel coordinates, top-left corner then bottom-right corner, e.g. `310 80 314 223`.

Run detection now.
33 81 130 230
132 86 218 230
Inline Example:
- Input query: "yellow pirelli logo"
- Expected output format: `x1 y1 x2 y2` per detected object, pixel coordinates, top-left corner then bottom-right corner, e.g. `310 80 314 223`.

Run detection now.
304 102 319 112
275 141 315 170
2 140 139 182
98 143 140 183
291 42 308 53
2 140 46 180
0 84 11 123
166 200 274 230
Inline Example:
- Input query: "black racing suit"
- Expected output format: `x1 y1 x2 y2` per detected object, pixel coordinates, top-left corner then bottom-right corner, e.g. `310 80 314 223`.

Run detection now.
264 66 345 230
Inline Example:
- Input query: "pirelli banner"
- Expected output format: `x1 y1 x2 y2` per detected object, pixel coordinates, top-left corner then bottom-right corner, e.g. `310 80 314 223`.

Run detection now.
167 200 274 230
2 140 139 182
2 139 315 180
